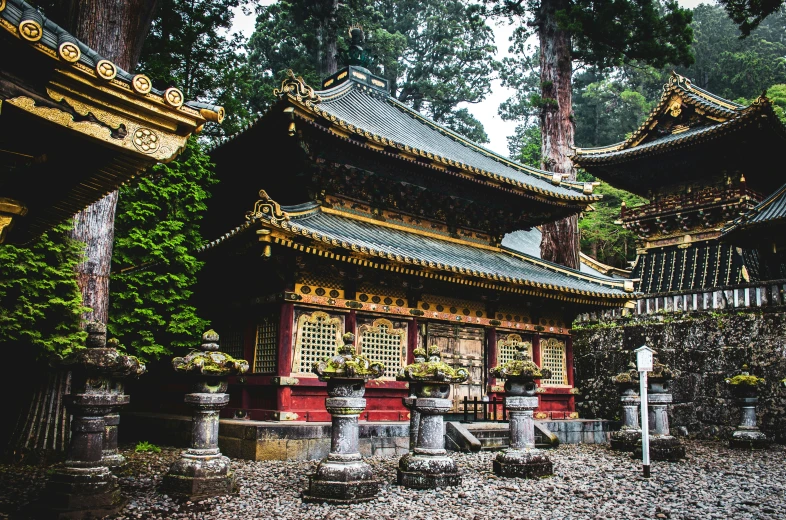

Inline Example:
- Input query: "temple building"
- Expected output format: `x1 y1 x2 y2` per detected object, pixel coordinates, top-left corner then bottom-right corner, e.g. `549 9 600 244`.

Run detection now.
196 31 635 423
573 72 786 298
0 0 223 244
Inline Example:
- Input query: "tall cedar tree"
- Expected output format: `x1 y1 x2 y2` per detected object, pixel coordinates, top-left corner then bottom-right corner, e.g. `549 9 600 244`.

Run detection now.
247 0 496 143
484 0 693 268
110 139 215 361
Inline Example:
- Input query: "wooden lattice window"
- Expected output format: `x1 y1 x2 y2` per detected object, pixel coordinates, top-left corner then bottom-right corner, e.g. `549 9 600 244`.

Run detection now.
497 333 532 366
253 315 278 374
220 328 244 360
358 318 407 378
292 311 342 374
540 337 568 386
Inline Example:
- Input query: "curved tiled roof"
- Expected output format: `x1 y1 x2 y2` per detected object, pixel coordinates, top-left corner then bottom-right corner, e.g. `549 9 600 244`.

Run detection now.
573 72 762 162
306 79 593 201
722 182 786 243
0 0 224 121
252 203 632 302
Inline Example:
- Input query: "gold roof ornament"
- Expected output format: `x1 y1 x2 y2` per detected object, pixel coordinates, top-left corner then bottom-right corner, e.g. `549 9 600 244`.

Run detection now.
273 69 322 104
246 190 290 225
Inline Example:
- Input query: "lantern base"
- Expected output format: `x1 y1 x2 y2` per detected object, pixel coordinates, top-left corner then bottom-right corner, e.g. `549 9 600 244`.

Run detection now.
163 451 234 500
730 428 769 450
397 453 461 489
38 466 124 519
303 457 380 503
634 435 685 462
610 429 641 452
493 448 553 478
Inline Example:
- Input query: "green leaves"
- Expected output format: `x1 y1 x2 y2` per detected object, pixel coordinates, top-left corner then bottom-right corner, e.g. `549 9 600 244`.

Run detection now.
109 139 215 361
0 222 87 356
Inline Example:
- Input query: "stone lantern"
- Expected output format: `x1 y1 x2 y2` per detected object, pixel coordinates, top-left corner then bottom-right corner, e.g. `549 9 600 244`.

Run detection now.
43 322 145 519
303 332 385 504
401 348 427 452
634 360 685 461
726 365 768 449
397 345 469 489
488 345 553 478
610 363 641 452
163 330 249 499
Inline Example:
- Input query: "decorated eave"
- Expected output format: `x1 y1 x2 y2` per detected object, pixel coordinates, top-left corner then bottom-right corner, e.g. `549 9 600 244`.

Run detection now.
0 0 224 243
201 190 636 309
219 68 601 208
571 72 786 195
722 181 786 248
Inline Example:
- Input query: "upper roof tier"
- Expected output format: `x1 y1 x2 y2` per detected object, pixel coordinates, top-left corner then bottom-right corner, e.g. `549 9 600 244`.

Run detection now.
572 72 786 197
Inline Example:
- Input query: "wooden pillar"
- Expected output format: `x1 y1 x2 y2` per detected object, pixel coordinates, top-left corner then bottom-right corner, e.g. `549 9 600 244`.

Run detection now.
532 333 542 366
406 317 418 364
346 309 357 335
486 327 497 386
276 302 295 414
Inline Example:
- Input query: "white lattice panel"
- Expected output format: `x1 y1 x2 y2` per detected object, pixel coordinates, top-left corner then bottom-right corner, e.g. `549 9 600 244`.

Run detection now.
358 319 406 378
293 311 342 374
497 334 532 366
540 338 568 386
254 316 278 374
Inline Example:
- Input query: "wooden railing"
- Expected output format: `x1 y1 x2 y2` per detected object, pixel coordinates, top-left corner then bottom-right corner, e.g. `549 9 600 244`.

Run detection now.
576 279 786 322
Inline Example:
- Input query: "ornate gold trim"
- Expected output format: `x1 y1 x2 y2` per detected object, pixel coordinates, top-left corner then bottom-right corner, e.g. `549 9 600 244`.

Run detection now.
247 190 290 224
95 60 117 80
0 0 6 12
539 337 569 386
274 69 322 103
0 197 27 244
132 74 152 94
164 87 184 107
18 19 41 41
57 41 80 63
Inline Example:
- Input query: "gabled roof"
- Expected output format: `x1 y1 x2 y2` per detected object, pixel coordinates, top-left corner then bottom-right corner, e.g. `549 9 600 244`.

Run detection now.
722 182 786 246
220 69 600 206
573 72 785 168
200 191 635 307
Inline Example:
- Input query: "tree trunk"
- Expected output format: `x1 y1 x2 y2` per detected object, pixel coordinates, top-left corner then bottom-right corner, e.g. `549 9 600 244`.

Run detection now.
9 0 159 461
538 0 579 269
317 0 339 77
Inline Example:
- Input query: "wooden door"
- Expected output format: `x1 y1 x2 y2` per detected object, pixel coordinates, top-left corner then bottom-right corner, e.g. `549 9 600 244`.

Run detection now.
426 323 485 412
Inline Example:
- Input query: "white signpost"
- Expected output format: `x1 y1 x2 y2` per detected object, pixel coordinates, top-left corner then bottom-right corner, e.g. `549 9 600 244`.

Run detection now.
634 345 654 478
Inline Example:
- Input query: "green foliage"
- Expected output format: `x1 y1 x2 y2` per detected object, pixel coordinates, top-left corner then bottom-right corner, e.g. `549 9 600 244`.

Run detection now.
676 5 786 101
726 374 765 386
578 182 646 268
507 124 542 168
0 222 87 356
109 139 215 361
767 84 786 122
134 441 161 453
140 0 255 139
247 0 497 142
717 0 786 35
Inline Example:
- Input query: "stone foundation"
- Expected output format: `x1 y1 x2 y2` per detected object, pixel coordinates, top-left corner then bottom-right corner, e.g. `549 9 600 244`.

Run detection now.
573 308 786 443
492 450 553 478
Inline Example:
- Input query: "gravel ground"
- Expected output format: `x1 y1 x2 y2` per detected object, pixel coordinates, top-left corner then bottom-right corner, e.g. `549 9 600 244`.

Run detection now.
1 440 784 520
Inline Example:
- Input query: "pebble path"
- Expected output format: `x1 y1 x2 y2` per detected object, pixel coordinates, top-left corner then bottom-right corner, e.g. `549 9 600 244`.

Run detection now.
0 440 783 519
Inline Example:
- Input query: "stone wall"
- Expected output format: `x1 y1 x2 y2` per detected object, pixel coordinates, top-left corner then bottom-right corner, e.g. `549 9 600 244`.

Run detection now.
572 307 786 443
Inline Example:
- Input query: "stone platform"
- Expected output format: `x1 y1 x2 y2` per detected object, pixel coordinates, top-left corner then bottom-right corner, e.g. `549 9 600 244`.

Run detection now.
123 413 616 460
122 413 409 461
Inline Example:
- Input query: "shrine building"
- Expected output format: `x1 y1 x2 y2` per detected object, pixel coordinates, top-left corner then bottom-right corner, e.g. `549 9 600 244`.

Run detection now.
573 72 786 300
196 34 635 423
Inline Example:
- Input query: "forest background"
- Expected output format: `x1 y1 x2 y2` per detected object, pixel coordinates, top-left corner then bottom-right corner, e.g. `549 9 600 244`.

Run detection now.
2 0 786 365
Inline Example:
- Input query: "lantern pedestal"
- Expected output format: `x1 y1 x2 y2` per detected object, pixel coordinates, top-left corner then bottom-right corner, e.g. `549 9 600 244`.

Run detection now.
493 396 552 478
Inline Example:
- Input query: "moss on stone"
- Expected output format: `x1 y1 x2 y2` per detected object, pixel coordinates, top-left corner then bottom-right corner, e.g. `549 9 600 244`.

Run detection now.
172 351 249 376
726 374 765 386
490 359 549 380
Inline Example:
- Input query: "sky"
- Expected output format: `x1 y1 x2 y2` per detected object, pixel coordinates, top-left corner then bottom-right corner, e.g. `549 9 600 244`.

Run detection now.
232 0 710 156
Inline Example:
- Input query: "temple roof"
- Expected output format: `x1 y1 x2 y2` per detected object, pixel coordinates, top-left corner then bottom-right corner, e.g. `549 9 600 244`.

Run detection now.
0 0 224 243
572 73 786 196
722 182 786 246
217 69 599 205
202 192 635 307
